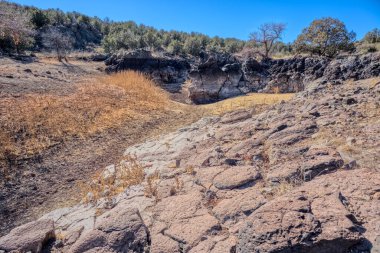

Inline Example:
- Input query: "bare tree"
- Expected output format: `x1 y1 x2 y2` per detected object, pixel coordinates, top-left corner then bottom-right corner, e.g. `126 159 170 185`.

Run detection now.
249 23 286 58
42 27 73 61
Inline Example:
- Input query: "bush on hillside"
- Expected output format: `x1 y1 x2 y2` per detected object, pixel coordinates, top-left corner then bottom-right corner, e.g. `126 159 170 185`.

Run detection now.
294 17 356 58
363 28 380 44
101 21 245 56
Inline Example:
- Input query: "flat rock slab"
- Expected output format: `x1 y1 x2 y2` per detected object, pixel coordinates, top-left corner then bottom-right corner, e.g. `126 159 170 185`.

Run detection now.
212 187 266 224
164 214 221 250
213 166 260 190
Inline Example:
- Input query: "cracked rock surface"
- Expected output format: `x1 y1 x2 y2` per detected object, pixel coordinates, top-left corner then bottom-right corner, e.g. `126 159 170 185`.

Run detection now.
1 77 379 253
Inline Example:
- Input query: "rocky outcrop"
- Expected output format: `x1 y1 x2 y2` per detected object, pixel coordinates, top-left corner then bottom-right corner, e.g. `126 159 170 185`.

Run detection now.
187 52 245 103
105 50 380 104
237 169 379 253
1 77 379 252
105 49 190 93
188 52 380 103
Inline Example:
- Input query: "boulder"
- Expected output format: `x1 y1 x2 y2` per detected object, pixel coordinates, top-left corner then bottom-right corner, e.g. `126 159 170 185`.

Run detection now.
0 219 55 253
69 207 149 253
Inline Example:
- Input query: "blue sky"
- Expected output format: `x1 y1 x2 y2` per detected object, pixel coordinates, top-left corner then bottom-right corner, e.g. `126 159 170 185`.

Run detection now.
10 0 380 42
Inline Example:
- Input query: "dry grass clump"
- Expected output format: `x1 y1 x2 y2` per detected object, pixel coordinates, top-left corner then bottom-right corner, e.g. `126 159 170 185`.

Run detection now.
144 170 160 198
0 71 169 168
355 42 380 54
201 93 294 116
79 155 145 203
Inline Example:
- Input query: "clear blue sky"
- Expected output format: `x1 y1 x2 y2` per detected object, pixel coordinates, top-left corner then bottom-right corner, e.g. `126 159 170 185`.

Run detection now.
10 0 380 42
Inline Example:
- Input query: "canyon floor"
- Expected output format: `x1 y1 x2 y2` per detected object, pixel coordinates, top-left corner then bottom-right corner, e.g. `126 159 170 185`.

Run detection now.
0 55 379 253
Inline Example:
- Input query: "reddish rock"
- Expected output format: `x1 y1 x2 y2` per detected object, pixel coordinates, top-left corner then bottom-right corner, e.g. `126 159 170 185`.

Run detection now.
237 169 379 253
69 207 149 253
213 166 261 190
0 219 55 253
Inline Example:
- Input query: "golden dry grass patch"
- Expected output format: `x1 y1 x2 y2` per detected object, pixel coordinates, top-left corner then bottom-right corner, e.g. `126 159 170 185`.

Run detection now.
200 93 294 116
0 71 170 166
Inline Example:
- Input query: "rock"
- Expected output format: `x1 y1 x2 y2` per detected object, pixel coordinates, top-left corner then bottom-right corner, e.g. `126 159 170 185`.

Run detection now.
41 204 96 237
69 207 149 253
90 53 109 62
105 50 380 103
301 147 344 181
194 167 226 189
188 51 243 104
213 166 260 190
237 169 379 253
212 187 266 224
0 219 55 253
220 110 252 124
188 235 236 253
150 233 180 253
2 68 378 253
164 214 221 250
153 191 207 223
210 236 236 253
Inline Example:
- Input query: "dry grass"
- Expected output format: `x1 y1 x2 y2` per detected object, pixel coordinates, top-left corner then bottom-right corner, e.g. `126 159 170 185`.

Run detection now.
79 155 145 203
200 93 294 116
0 69 294 166
355 42 380 54
0 67 295 181
0 71 169 168
144 170 160 198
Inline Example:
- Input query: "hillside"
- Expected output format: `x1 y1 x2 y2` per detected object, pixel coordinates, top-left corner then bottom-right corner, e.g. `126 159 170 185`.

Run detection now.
0 1 380 253
0 53 294 238
1 71 378 252
0 46 379 252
